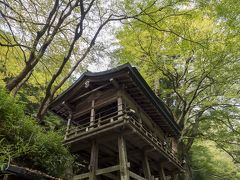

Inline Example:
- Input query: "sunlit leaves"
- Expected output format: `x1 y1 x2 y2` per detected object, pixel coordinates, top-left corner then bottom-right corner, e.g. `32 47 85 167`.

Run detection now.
116 0 240 177
190 141 240 179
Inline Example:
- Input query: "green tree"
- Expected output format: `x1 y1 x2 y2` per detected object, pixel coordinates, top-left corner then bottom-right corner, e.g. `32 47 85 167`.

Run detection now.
0 0 182 121
190 141 240 180
115 1 240 178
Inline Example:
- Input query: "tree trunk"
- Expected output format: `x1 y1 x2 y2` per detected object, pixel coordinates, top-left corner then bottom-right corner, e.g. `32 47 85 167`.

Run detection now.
6 63 34 92
37 96 52 121
12 70 33 96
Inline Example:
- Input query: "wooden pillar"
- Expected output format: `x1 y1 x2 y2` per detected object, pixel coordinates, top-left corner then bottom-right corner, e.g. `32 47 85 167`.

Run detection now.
118 135 129 180
64 106 72 140
142 153 152 180
159 165 166 180
89 140 98 180
90 100 95 128
3 174 8 180
118 96 123 116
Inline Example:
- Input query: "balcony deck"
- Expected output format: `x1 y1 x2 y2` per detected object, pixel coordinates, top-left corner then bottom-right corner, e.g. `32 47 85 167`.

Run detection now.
64 111 183 172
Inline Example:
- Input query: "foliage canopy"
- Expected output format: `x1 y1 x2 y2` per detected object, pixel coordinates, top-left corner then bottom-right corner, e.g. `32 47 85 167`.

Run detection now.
0 0 239 179
115 0 240 178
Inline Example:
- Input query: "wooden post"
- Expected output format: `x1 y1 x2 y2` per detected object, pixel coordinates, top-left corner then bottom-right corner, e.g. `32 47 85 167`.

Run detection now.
62 101 72 140
159 165 166 180
64 107 72 140
142 152 152 180
90 100 95 128
3 174 8 180
118 96 123 117
89 140 98 180
118 135 130 180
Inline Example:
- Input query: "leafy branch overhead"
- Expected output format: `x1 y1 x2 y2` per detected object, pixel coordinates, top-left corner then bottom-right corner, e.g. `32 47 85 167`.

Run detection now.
116 0 240 178
0 0 188 121
0 0 239 179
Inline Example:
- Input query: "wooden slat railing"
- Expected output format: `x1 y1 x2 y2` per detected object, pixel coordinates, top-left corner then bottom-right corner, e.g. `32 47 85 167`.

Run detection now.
66 110 125 139
126 116 182 167
65 110 182 168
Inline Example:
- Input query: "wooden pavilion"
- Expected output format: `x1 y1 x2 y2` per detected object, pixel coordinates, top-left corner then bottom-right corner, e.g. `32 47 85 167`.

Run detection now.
50 63 184 180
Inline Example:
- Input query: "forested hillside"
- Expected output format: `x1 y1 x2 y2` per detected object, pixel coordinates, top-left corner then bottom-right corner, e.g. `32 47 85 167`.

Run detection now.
0 0 239 179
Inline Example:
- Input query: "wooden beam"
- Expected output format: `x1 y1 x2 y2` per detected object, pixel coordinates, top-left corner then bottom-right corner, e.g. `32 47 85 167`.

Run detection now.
118 135 130 180
73 172 89 179
129 171 146 180
96 164 120 175
89 140 98 180
74 164 124 180
71 83 110 103
142 152 152 180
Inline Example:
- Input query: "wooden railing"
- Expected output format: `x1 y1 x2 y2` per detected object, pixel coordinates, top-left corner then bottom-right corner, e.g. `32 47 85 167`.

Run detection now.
65 110 124 140
65 110 182 168
126 115 182 167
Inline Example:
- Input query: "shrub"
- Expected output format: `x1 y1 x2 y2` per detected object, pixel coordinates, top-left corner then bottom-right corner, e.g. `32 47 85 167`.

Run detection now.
0 88 73 177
